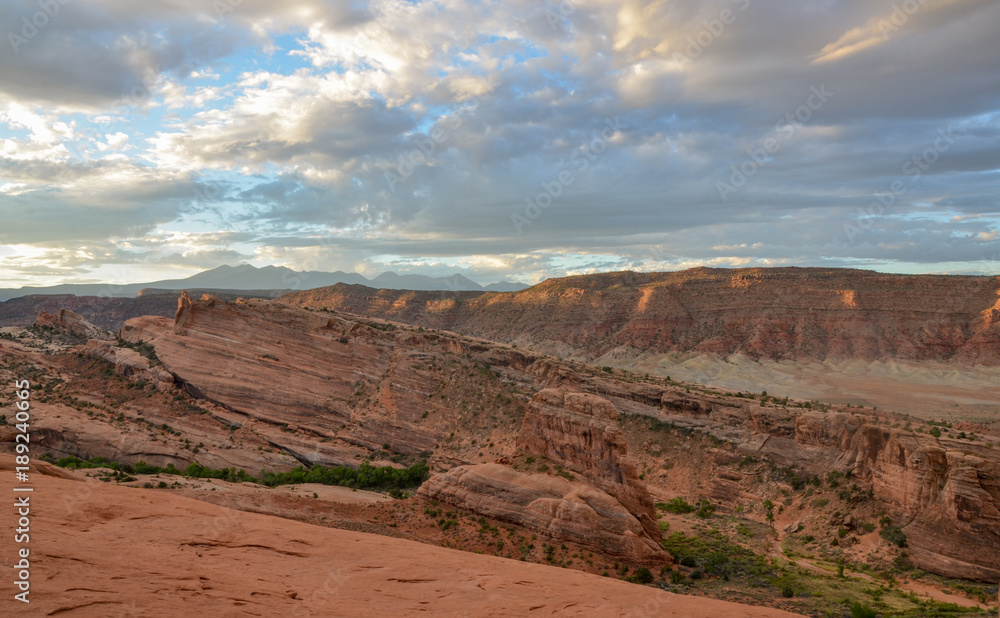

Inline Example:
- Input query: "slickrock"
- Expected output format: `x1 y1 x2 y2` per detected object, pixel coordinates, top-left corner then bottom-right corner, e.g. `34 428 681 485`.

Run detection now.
33 308 111 339
859 431 1000 581
83 339 175 389
0 455 802 618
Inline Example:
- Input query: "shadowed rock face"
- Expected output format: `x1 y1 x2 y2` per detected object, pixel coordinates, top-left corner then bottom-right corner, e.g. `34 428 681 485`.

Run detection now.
279 267 1000 365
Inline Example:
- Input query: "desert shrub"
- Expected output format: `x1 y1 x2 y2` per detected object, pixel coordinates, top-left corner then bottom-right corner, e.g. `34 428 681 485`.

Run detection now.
659 497 695 514
554 467 574 480
880 525 907 547
661 530 771 583
812 498 829 508
629 567 654 585
781 584 794 598
259 461 430 491
670 570 686 584
695 500 716 519
850 602 877 618
59 456 429 493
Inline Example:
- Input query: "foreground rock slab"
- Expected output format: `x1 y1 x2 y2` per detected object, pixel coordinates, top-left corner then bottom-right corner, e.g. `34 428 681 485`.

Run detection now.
0 456 801 617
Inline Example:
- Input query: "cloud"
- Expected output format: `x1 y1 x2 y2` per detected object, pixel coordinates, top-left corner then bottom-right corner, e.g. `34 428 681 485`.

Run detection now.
0 0 997 288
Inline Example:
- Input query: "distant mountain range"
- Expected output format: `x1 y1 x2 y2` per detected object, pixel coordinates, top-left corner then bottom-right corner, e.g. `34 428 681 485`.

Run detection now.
0 264 528 301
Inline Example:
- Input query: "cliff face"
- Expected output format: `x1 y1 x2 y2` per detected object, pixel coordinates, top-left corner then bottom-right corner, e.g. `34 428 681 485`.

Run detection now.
518 389 661 543
280 268 1000 365
794 414 1000 581
421 388 666 563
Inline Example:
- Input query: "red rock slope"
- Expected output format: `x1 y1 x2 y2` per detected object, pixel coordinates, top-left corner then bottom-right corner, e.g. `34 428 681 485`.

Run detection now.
0 456 802 617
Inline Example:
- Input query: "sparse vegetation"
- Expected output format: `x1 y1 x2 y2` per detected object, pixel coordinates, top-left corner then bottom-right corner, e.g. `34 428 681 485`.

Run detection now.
48 454 429 493
658 497 695 514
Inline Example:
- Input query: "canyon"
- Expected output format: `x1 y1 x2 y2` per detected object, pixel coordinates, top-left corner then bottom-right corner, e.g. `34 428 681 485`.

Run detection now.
1 275 999 615
279 267 1000 418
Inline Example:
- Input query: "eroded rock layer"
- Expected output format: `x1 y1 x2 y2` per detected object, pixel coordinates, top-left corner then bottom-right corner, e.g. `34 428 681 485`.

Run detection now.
280 267 1000 365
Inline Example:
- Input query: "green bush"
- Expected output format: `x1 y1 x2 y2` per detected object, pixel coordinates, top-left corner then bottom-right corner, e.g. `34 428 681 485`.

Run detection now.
850 602 877 618
54 456 429 494
658 497 695 514
695 500 716 518
880 525 907 548
661 530 771 583
629 567 654 585
259 461 430 491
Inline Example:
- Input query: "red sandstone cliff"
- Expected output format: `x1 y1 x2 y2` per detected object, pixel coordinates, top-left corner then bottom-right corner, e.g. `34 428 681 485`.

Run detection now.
280 267 1000 365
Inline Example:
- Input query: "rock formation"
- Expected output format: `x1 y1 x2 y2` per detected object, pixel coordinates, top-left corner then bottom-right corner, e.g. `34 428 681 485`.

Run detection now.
420 388 666 563
83 339 175 389
33 308 111 339
418 463 665 562
792 412 1000 581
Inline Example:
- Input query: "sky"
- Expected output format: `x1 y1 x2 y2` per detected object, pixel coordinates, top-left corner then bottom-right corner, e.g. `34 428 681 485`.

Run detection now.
0 0 998 289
